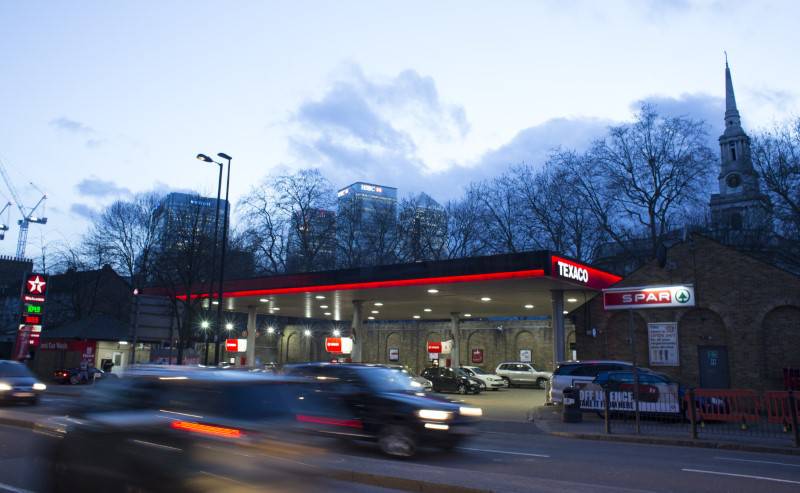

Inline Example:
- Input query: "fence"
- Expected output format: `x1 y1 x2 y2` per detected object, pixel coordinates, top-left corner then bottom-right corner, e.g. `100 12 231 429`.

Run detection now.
583 388 800 447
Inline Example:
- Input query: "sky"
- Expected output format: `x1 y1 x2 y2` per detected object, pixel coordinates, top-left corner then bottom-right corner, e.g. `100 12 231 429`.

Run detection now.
1 0 799 260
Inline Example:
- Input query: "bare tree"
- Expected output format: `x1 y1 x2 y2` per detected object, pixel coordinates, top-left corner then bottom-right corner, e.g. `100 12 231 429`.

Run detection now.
476 175 529 254
82 192 163 286
586 104 715 258
397 194 448 262
239 187 289 274
445 188 488 259
336 194 366 269
752 118 800 239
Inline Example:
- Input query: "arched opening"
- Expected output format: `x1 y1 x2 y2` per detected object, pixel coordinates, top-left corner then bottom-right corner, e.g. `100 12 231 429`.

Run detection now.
385 332 402 364
514 330 535 365
678 308 728 388
286 332 301 363
763 306 800 390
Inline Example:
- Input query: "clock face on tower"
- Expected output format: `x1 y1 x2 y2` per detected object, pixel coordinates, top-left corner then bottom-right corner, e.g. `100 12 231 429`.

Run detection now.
726 173 741 189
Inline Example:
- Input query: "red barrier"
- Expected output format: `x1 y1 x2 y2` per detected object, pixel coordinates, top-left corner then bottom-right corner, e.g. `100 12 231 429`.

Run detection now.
764 391 800 426
689 389 761 424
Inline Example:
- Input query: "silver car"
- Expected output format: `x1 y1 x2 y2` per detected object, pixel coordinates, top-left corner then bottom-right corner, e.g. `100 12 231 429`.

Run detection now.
385 364 433 391
548 360 633 404
461 366 508 390
495 362 552 389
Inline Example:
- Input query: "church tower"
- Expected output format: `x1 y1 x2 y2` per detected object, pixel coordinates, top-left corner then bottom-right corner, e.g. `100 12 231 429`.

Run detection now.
709 58 770 231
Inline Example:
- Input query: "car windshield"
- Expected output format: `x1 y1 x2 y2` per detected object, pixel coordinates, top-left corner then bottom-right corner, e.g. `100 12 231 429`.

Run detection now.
0 363 33 378
359 368 419 392
468 367 489 375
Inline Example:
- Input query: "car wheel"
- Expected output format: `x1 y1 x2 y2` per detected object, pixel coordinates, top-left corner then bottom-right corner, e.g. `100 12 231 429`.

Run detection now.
458 383 467 394
536 378 547 389
500 376 512 387
378 426 417 458
69 375 80 385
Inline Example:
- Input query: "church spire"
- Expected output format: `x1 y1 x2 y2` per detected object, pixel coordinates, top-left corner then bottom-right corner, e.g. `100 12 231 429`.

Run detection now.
724 54 742 130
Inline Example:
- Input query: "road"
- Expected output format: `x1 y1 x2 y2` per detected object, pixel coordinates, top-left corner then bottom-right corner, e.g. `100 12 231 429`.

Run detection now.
1 394 799 492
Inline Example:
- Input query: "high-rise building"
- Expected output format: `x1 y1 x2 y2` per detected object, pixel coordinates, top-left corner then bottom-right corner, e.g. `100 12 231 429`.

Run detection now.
709 60 771 232
336 182 398 267
400 192 446 261
154 192 229 253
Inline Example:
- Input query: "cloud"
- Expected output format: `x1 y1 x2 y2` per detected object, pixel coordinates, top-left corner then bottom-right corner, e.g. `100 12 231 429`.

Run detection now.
50 117 94 134
632 93 724 148
75 177 131 198
70 203 97 220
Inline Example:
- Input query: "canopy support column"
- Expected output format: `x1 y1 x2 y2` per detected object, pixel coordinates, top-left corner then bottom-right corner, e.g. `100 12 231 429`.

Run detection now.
246 305 257 367
351 300 364 362
450 312 461 369
552 290 565 367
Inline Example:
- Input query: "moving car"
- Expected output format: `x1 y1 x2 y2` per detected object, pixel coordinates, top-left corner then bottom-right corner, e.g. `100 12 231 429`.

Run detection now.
0 360 46 405
286 363 482 457
421 366 482 394
460 366 507 390
549 360 633 404
384 364 433 391
47 367 337 492
495 362 552 389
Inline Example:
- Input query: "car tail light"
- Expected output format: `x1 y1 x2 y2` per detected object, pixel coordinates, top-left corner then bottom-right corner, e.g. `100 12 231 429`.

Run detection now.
170 420 242 438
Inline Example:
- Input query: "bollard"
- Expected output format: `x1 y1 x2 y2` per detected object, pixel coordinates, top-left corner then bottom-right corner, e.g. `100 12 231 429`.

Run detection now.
789 391 800 448
562 387 582 423
688 389 698 440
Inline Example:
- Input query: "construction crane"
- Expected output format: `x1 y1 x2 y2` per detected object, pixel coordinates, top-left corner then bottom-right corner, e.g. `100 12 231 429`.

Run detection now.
0 158 47 258
0 200 10 240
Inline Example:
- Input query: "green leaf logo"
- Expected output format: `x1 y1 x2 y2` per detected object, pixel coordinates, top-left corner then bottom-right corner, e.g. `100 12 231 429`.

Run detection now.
675 289 691 304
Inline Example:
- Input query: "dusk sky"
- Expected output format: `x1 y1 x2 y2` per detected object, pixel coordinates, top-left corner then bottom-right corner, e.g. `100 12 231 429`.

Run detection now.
1 0 798 259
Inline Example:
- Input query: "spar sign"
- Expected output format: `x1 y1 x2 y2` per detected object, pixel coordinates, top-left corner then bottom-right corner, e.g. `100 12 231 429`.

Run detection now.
603 285 695 311
325 337 353 354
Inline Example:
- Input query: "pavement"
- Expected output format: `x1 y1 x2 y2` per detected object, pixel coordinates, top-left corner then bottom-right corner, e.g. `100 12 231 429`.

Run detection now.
2 390 800 492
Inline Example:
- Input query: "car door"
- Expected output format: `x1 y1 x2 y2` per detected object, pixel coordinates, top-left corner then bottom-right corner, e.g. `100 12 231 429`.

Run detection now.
440 368 458 391
518 364 535 384
422 368 440 391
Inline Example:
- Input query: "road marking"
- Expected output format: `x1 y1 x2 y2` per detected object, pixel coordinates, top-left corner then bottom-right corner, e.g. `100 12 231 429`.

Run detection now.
682 468 800 485
714 456 800 468
457 446 550 458
0 481 34 493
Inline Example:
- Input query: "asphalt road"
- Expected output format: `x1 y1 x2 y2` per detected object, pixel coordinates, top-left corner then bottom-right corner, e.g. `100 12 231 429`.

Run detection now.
2 395 799 493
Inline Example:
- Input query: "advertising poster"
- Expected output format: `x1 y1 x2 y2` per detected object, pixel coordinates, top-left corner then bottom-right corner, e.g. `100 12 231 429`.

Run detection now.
519 349 532 363
388 347 399 361
648 322 679 366
576 381 681 414
471 348 484 364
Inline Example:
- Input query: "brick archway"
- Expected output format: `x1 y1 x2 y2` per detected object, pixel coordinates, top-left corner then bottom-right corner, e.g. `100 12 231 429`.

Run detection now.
763 305 800 390
677 308 727 388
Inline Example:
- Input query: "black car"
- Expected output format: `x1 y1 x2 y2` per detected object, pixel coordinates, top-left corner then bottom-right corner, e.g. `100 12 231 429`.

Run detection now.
0 360 47 404
285 363 482 457
421 366 482 395
46 367 340 492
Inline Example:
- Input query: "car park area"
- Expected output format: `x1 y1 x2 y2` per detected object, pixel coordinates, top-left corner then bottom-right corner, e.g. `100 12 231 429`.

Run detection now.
435 385 548 422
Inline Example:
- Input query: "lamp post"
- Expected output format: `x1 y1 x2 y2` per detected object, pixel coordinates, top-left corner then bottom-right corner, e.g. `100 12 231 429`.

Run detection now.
215 153 232 365
200 320 210 365
196 153 223 365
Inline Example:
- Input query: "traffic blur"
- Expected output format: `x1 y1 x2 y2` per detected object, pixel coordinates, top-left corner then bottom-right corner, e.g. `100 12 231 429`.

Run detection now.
37 363 482 492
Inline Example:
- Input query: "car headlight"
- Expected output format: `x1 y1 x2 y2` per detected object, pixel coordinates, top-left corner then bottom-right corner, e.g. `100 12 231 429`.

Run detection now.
33 383 46 391
417 409 451 421
0 383 11 391
459 406 483 417
410 381 422 388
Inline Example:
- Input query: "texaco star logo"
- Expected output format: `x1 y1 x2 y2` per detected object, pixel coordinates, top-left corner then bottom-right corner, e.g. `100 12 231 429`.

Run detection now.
27 275 47 295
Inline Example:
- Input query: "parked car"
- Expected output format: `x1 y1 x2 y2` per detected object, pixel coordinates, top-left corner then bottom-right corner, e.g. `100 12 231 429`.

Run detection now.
0 360 46 405
460 366 507 390
285 363 482 457
421 367 482 394
384 364 433 391
495 362 552 389
52 367 107 385
46 367 335 492
549 360 633 403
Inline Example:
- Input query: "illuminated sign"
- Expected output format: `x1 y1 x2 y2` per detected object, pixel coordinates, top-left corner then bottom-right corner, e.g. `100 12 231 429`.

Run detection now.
602 285 695 310
337 189 350 197
359 184 383 193
549 255 623 290
26 304 42 314
427 341 442 353
225 339 248 352
21 314 42 325
26 274 47 296
556 259 589 283
325 337 353 354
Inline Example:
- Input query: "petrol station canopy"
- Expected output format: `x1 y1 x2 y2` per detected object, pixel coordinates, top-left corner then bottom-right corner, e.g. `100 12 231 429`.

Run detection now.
164 251 622 322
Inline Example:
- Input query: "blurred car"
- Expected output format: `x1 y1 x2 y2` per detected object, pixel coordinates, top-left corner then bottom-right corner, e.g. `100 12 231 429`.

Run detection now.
461 366 507 390
495 362 552 388
285 363 482 457
52 367 107 385
421 366 482 395
0 360 46 405
549 360 633 403
46 367 337 492
384 364 433 391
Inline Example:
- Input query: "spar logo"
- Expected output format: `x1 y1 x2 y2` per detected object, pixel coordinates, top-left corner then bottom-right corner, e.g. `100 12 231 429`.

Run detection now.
675 289 691 304
557 260 589 283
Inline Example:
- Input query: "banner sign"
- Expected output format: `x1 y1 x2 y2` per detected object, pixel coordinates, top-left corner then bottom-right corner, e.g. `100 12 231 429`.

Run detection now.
519 349 532 363
603 285 695 310
427 341 442 353
576 381 681 414
471 348 484 364
648 322 679 366
225 339 248 352
325 337 353 354
388 347 399 361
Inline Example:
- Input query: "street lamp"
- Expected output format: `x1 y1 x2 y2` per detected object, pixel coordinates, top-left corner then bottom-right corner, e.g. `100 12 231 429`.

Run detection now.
200 320 210 365
225 322 234 331
197 153 223 364
197 152 232 366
